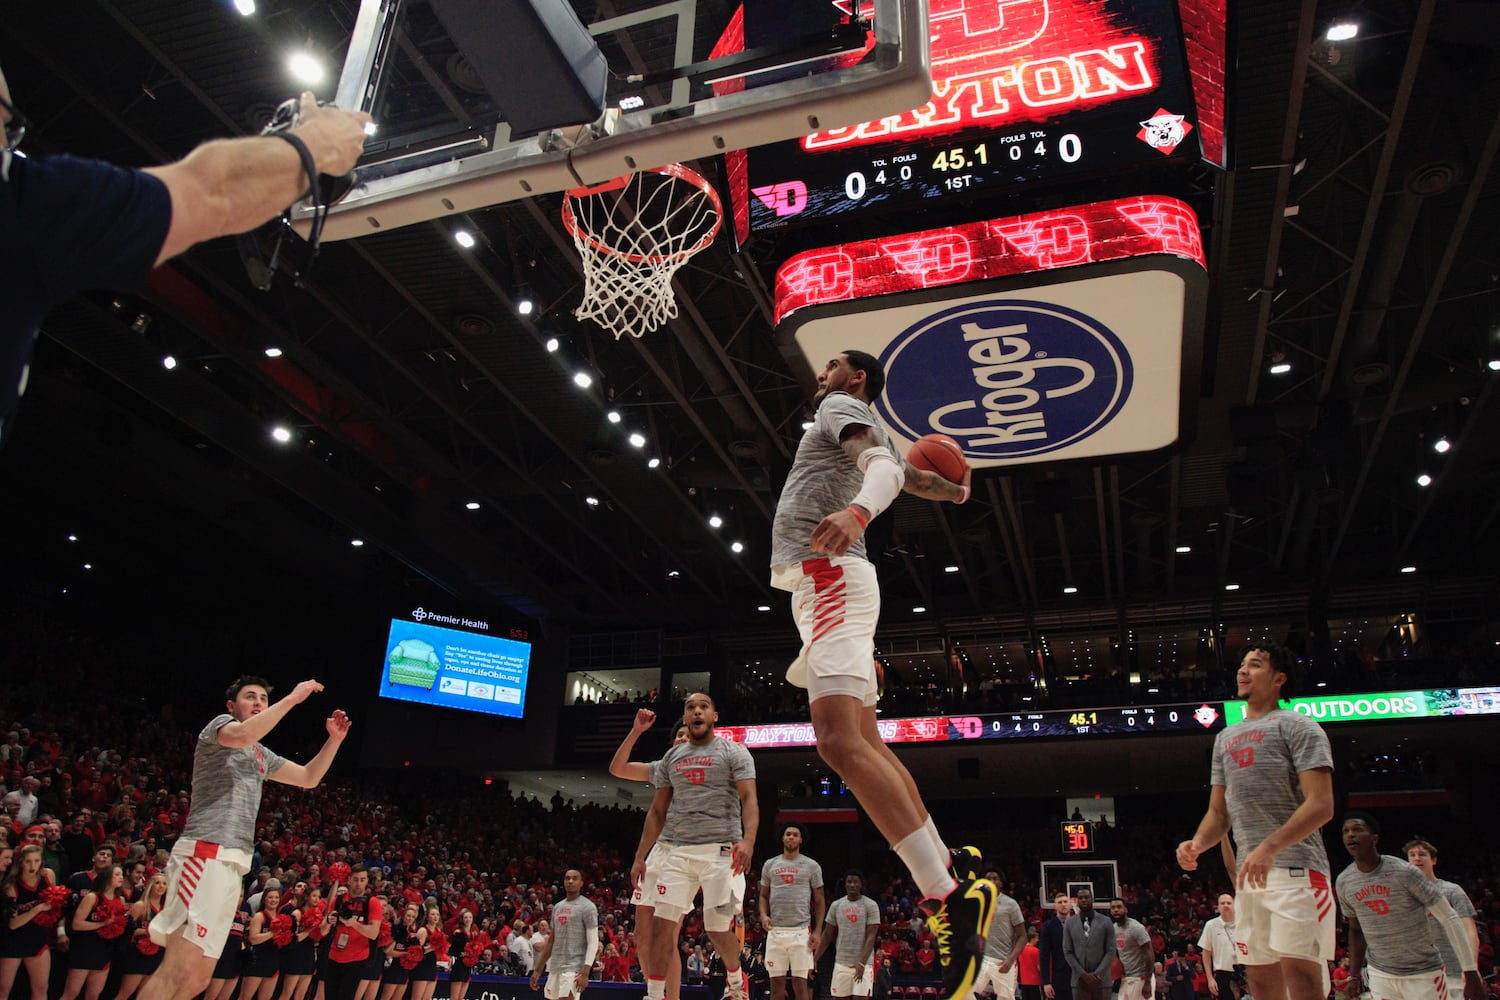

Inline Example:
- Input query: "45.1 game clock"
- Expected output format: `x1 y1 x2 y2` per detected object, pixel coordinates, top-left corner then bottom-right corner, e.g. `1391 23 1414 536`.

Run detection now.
1061 820 1096 856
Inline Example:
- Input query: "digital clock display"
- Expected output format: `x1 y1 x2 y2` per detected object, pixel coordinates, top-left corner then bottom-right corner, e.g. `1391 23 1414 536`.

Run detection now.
736 0 1200 231
977 703 1220 739
1061 821 1095 855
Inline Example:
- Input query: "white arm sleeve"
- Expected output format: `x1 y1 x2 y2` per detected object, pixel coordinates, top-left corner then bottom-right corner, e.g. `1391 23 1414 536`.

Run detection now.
1429 897 1477 972
850 447 903 520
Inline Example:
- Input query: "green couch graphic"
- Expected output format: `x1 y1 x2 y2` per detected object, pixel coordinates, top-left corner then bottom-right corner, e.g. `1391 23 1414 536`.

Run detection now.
387 638 441 690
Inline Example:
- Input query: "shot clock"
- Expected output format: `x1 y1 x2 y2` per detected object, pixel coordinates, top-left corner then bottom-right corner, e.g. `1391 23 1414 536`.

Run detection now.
1061 821 1096 856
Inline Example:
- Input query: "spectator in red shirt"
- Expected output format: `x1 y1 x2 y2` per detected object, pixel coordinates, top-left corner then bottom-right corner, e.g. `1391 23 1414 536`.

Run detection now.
1020 927 1043 1000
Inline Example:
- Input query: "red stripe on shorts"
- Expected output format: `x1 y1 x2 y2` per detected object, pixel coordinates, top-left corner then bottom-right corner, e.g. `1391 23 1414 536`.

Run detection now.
804 559 847 643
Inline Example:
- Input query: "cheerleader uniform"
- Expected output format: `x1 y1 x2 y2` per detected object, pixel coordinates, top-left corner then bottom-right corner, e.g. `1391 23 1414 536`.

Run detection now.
411 932 438 984
449 929 472 984
212 904 249 980
68 895 118 971
280 905 317 977
124 901 166 977
381 924 413 987
244 914 281 979
360 923 387 983
0 879 52 959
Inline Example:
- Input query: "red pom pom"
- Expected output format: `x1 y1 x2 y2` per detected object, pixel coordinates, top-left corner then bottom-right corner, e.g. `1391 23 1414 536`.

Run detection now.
326 862 352 885
95 897 130 940
271 913 294 948
32 885 71 928
306 903 327 941
377 923 394 949
135 934 162 956
400 946 424 970
429 930 450 963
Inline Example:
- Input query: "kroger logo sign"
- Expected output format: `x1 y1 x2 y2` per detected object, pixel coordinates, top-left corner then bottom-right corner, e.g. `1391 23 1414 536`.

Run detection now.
875 300 1132 460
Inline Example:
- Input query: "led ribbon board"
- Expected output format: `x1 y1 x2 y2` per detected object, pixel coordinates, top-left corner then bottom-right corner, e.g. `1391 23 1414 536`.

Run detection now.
1223 687 1500 727
733 0 1206 233
717 701 1223 750
774 196 1206 468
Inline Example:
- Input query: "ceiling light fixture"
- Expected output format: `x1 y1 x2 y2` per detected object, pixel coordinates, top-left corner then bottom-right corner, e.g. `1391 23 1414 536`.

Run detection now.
1400 565 1417 574
1326 22 1359 41
573 371 593 388
730 541 744 553
287 52 325 84
517 298 535 316
647 457 661 469
607 410 621 424
585 496 600 507
161 355 177 370
1175 545 1191 553
545 337 560 353
628 432 646 448
453 230 476 249
1063 586 1078 594
1224 583 1240 591
1269 362 1292 375
234 0 256 15
1416 473 1432 487
264 347 283 358
944 565 959 573
351 539 365 547
708 515 723 529
1433 438 1451 454
465 501 481 510
271 426 293 443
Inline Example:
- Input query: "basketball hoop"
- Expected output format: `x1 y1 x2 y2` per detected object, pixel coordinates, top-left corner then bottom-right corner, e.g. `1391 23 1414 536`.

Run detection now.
561 163 723 340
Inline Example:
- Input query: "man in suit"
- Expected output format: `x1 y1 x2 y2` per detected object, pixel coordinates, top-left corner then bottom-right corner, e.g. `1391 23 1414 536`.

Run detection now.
1061 889 1116 1000
1163 951 1196 1000
1038 893 1074 1000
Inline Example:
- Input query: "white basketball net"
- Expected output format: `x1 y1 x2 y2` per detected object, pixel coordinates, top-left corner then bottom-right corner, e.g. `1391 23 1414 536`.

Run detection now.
563 166 722 340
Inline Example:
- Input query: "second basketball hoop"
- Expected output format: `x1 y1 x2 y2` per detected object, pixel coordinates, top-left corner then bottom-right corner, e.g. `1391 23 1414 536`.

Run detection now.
561 163 722 340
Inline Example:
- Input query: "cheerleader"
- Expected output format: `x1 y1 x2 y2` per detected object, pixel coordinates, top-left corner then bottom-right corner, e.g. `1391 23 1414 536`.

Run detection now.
240 886 284 1000
116 873 168 1000
59 864 126 1000
281 885 321 1000
203 892 249 1000
380 903 420 1000
449 909 481 1000
0 845 63 1000
409 906 443 1000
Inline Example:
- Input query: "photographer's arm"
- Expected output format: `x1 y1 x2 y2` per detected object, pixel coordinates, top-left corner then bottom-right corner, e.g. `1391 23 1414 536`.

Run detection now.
145 93 369 266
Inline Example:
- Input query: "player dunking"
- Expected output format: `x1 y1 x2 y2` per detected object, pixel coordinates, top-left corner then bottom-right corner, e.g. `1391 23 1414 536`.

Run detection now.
769 350 995 1000
1176 644 1334 1000
632 693 757 1000
1335 814 1484 1000
612 710 690 1000
141 677 350 1000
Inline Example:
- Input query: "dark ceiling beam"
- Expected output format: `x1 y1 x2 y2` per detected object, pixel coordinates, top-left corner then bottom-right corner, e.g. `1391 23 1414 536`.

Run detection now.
1161 458 1179 595
932 504 981 609
1393 378 1495 560
1094 468 1114 603
1324 108 1500 573
999 478 1038 605
984 479 1029 606
1244 0 1322 407
1313 0 1438 401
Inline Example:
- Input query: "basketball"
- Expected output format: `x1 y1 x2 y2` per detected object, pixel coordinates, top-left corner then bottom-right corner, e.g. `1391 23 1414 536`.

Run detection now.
906 433 968 483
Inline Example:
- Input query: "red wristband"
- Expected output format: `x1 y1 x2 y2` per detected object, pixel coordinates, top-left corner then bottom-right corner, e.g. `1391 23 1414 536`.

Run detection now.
845 506 869 530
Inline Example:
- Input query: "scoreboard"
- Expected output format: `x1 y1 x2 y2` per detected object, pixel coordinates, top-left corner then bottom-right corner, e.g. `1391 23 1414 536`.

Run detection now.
737 0 1202 231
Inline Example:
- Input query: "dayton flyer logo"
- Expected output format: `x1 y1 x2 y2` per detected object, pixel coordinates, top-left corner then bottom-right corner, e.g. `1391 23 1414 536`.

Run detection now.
875 299 1132 460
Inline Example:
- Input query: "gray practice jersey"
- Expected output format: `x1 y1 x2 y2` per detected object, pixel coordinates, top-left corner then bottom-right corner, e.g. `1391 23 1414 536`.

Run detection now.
983 892 1026 962
547 895 599 972
761 854 824 927
1211 710 1332 872
180 714 287 854
1113 918 1153 979
1426 878 1476 977
826 895 882 966
652 736 756 845
1336 857 1449 976
770 391 896 569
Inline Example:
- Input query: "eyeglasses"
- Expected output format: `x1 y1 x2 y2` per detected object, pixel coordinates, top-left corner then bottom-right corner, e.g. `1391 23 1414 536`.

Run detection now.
0 93 29 152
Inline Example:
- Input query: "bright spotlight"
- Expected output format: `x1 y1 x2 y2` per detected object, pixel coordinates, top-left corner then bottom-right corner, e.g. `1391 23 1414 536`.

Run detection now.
453 230 476 249
573 371 593 388
271 426 293 444
287 52 325 84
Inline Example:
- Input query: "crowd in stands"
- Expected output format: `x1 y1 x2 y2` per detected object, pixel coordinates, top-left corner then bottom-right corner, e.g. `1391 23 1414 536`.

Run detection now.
3 610 1500 1000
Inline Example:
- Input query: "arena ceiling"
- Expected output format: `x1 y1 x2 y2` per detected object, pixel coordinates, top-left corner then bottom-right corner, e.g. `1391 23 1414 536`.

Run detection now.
3 0 1500 672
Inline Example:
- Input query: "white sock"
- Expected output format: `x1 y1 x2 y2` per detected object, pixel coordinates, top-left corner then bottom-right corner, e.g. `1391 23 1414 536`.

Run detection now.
726 969 747 1000
894 825 958 900
647 978 667 1000
923 815 950 859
